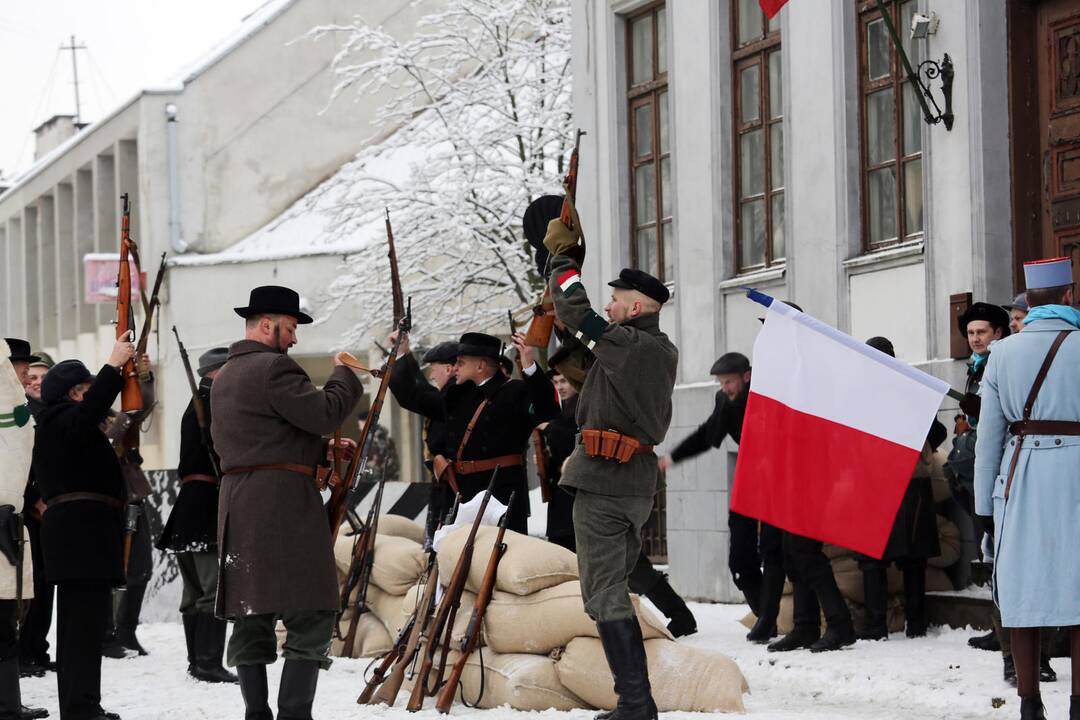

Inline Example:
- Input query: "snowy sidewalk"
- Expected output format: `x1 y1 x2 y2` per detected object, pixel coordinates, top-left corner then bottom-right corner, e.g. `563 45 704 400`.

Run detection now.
21 602 1068 719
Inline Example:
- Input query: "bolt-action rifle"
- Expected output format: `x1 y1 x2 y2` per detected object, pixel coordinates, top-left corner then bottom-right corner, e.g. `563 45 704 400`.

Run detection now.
406 473 498 712
337 469 386 657
524 129 585 348
435 491 515 713
172 326 221 479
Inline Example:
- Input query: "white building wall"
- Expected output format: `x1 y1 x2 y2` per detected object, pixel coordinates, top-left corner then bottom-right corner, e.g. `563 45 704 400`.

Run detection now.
572 0 1016 601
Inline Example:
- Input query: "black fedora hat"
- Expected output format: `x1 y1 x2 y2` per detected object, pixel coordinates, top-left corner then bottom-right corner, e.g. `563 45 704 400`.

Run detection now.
234 286 313 324
456 332 502 359
5 338 40 364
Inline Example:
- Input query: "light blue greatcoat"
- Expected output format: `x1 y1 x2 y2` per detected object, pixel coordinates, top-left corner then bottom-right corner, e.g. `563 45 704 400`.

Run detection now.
974 317 1080 627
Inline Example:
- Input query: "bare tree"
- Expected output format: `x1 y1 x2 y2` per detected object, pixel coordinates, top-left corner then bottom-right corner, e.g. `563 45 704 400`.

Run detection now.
307 0 572 346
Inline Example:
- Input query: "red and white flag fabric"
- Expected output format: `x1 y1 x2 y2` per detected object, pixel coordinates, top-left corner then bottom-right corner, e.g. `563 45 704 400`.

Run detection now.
758 0 790 19
731 290 949 558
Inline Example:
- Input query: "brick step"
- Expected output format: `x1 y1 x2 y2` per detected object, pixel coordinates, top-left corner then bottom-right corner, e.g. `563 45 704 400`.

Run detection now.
927 587 993 631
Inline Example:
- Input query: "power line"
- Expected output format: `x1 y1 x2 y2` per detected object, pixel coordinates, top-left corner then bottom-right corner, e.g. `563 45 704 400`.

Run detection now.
13 49 61 171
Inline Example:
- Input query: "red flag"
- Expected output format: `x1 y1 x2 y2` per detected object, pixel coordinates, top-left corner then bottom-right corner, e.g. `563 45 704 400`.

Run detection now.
758 0 790 19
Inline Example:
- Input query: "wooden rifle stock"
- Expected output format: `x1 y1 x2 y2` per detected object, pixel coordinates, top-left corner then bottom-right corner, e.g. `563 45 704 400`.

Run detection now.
406 474 499 712
116 194 143 413
357 614 415 704
365 557 440 705
435 492 515 713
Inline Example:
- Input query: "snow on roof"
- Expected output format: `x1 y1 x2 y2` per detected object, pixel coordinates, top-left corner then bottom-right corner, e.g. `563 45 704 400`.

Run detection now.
170 135 429 267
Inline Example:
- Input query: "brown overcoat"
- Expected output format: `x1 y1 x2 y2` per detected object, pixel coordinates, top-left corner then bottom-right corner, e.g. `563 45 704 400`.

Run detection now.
210 340 363 618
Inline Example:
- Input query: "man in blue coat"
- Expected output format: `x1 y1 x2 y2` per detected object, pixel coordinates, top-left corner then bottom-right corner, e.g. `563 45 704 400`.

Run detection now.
975 256 1080 720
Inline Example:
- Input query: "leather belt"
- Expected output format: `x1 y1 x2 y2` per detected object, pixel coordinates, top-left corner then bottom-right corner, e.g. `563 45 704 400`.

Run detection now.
45 492 124 513
454 453 525 475
1008 420 1080 436
181 474 219 485
224 463 316 477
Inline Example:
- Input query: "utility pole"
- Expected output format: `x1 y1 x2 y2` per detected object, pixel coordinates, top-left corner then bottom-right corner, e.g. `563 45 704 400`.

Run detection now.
59 35 87 124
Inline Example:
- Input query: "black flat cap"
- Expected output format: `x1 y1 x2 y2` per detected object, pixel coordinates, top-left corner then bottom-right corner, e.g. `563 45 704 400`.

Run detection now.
456 332 502 359
866 336 895 357
197 347 229 377
710 352 750 376
42 360 93 405
957 302 1010 336
422 342 459 365
5 338 40 364
608 268 669 305
234 285 313 324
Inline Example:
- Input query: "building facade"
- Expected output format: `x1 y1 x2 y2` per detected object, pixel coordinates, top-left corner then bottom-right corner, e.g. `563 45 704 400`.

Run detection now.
569 0 1080 601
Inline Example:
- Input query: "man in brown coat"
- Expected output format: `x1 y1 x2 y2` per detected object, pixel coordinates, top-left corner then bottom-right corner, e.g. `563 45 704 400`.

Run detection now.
211 286 364 720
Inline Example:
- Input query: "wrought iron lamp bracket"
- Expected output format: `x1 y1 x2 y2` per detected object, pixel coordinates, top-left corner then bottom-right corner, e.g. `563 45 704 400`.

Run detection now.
874 0 955 131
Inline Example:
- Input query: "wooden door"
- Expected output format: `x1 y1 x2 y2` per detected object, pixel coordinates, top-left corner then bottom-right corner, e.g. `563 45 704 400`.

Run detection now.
1037 0 1080 287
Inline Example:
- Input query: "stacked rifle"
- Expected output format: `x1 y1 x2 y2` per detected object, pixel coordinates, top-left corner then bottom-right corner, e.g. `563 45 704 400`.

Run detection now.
354 472 514 713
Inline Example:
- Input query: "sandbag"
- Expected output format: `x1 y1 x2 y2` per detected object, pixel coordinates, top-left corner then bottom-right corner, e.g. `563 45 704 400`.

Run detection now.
399 581 484 648
379 514 426 545
329 611 393 658
928 516 961 569
438 527 577 596
556 638 747 713
366 583 408 637
440 649 589 711
334 533 427 595
475 581 670 655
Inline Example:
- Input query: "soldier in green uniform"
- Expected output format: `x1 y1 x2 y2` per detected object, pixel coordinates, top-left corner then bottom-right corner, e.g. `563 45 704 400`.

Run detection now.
546 226 676 720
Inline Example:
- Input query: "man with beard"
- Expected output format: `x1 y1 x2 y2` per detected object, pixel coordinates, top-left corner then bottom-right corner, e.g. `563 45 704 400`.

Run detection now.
387 341 458 545
156 347 236 684
211 286 364 720
33 337 136 720
657 352 780 642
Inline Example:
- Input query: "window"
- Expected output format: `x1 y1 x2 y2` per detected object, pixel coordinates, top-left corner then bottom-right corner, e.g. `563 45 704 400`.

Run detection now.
627 3 671 282
858 0 924 250
732 0 783 272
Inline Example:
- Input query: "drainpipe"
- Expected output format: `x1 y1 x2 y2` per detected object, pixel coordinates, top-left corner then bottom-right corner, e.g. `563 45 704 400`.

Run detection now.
165 102 187 252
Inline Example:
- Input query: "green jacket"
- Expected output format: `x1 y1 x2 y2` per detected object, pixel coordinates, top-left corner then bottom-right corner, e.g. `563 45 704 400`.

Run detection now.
548 255 677 497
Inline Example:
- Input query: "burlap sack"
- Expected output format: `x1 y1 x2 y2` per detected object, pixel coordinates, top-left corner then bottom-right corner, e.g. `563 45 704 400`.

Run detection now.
437 527 577 596
475 581 670 654
556 638 747 713
379 514 426 545
329 611 394 658
366 583 408 637
399 581 484 648
439 649 589 711
334 532 427 595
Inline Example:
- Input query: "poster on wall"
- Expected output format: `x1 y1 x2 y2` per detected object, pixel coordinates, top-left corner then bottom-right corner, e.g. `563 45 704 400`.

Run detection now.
84 253 145 304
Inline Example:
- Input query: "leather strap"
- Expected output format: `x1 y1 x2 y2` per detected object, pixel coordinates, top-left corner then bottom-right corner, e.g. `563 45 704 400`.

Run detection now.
46 492 124 512
1005 330 1073 499
457 400 489 460
1007 420 1080 436
181 474 218 485
454 453 525 475
224 463 316 478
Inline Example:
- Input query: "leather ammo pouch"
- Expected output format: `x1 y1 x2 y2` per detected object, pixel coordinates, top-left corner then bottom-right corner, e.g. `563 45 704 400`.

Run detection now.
580 429 650 464
432 455 460 494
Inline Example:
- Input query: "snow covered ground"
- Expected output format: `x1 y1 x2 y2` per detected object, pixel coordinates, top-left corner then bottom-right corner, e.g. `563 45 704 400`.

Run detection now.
21 602 1069 719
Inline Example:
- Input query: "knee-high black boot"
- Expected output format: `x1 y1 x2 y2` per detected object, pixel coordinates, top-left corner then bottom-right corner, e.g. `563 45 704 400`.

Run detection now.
642 575 697 638
182 614 197 675
237 665 273 720
115 584 147 656
901 563 927 638
857 566 889 641
278 659 320 720
594 618 656 720
747 563 784 643
192 614 238 684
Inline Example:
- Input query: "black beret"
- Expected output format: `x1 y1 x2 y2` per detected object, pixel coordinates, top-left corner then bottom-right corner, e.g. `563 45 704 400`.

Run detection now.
456 332 502 359
865 336 895 357
608 268 669 305
42 360 93 405
4 338 40 364
957 302 1010 336
422 342 459 365
197 347 229 377
710 352 750 376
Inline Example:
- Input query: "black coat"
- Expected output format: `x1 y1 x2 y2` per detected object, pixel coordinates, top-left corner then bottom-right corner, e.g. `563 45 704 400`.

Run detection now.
543 394 578 540
669 389 746 463
33 365 126 585
388 353 452 469
157 376 220 553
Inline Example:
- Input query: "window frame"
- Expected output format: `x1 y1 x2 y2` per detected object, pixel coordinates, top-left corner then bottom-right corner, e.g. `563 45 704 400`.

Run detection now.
731 0 784 273
626 1 671 282
856 0 924 252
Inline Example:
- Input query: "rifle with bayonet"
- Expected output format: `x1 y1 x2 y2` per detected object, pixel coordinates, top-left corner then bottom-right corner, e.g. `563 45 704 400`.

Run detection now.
406 472 499 712
509 311 551 503
525 129 585 348
337 469 387 658
327 210 411 544
135 252 168 372
435 491 515 713
172 326 221 479
362 495 458 706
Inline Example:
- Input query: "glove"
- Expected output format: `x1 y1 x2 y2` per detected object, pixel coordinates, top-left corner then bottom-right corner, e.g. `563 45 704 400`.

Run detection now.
543 218 585 263
958 392 981 419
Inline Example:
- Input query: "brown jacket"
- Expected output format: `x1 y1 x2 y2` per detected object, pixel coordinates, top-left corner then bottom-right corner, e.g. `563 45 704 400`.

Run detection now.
210 340 363 618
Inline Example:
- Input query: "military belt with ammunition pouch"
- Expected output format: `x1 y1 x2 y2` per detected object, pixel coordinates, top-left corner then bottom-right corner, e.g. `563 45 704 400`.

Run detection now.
580 429 654 463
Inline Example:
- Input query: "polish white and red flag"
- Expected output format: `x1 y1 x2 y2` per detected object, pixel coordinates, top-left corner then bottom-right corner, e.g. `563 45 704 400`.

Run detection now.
731 290 949 558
